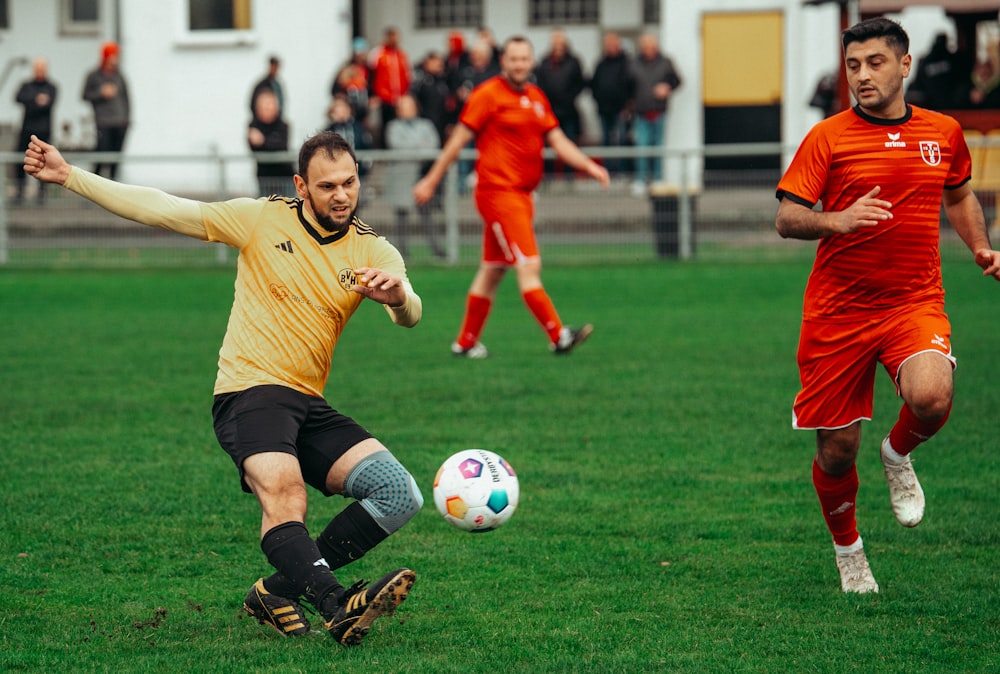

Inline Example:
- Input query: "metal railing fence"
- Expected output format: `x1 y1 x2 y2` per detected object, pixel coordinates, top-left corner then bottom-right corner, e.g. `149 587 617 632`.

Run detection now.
1 141 994 269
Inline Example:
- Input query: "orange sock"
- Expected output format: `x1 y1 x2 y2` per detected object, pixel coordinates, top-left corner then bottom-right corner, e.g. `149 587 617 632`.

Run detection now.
888 402 951 456
455 294 492 349
812 460 860 547
521 287 562 344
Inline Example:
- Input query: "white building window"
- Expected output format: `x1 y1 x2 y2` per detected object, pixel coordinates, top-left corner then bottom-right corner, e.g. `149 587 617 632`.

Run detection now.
189 0 252 30
60 0 100 36
528 0 598 26
416 0 483 29
643 0 659 24
0 0 9 29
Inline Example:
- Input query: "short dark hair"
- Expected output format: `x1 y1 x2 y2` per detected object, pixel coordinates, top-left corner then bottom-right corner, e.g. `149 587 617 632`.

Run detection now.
298 131 357 179
842 17 909 56
502 35 532 56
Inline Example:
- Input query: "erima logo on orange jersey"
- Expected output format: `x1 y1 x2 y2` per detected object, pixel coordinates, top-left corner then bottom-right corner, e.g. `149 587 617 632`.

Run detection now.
884 132 906 148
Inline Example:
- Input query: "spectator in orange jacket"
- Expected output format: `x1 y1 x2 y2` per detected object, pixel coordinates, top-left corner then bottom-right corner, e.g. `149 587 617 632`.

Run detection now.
369 27 411 146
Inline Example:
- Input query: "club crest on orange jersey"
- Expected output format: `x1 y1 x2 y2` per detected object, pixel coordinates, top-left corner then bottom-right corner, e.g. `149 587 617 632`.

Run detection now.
920 141 941 166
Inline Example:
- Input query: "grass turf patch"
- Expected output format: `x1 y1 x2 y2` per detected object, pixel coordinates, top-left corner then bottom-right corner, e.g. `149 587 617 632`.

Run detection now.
1 260 997 672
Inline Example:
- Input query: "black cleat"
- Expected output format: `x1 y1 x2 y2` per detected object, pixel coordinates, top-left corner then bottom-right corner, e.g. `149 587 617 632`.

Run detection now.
243 578 311 636
552 324 593 355
325 568 416 646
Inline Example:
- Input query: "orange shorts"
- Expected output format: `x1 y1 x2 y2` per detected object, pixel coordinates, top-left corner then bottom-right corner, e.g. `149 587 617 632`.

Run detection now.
474 188 539 265
792 304 955 430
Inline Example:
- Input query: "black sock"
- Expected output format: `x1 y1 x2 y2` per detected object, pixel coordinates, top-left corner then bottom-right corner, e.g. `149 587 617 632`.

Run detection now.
316 501 390 571
260 521 343 616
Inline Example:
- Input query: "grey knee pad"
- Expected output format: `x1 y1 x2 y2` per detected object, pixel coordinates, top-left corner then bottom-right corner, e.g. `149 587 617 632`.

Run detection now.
343 450 423 534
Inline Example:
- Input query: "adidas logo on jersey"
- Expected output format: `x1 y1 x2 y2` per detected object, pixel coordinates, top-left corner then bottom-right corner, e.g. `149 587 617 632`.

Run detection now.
884 132 906 148
275 241 294 253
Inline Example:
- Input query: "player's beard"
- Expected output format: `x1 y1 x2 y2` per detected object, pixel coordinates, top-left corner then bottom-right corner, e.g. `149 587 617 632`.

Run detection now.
306 193 356 234
854 79 904 117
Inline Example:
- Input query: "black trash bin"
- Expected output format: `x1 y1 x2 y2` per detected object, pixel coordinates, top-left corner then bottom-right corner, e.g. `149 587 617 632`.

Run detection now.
648 185 697 259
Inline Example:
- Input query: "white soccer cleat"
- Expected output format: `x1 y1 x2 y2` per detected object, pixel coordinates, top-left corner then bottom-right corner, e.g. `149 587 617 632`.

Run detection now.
451 341 490 359
881 436 925 528
835 547 879 594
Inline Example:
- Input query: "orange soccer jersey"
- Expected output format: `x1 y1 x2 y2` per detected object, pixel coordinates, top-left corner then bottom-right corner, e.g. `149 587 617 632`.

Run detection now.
459 75 559 193
777 104 972 320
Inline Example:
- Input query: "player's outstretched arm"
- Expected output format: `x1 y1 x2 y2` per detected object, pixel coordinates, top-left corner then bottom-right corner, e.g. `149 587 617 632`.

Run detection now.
23 135 208 240
413 124 475 206
776 186 892 240
546 127 609 187
23 135 72 185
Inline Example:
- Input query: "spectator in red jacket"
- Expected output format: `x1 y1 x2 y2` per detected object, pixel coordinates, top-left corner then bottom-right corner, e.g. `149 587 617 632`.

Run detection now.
369 27 412 146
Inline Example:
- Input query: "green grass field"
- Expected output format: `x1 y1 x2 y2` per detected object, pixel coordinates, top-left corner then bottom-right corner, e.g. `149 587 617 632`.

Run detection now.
1 258 998 673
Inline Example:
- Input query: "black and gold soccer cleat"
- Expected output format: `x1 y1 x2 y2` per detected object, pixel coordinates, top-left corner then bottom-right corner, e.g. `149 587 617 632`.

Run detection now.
243 578 312 636
325 568 416 646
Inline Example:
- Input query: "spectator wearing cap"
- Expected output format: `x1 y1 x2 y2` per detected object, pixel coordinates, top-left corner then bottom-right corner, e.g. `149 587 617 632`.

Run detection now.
82 41 130 179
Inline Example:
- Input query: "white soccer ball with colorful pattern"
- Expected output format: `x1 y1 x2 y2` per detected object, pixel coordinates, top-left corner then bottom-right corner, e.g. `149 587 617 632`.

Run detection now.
433 449 519 532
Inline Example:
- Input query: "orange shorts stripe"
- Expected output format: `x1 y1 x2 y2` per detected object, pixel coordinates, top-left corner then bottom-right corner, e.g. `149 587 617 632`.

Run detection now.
792 304 955 430
474 188 539 265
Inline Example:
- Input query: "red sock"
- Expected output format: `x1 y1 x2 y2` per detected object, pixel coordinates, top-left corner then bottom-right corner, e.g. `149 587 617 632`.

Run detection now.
521 287 562 344
455 294 492 349
888 402 951 456
812 460 860 547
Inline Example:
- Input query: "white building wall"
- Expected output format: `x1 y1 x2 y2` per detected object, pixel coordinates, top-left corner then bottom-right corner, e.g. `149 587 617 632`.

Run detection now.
2 0 353 192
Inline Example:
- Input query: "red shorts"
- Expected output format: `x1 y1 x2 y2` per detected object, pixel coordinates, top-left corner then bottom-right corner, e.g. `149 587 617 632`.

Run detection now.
792 304 955 430
474 188 539 265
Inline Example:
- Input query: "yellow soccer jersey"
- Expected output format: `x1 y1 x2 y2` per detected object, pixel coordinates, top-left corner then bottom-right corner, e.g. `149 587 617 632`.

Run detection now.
63 168 417 398
201 196 410 396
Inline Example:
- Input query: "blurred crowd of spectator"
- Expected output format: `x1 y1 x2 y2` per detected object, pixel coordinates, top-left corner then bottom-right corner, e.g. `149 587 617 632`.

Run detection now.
252 25 683 197
7 25 688 204
13 41 130 203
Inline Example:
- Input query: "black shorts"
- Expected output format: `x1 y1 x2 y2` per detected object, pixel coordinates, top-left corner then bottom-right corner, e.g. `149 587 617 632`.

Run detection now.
212 385 373 495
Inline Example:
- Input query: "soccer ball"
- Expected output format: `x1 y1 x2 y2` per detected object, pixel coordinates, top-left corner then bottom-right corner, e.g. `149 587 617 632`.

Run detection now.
433 449 519 532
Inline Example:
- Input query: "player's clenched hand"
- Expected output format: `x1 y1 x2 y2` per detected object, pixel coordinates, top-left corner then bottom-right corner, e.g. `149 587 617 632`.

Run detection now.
23 135 72 185
412 177 436 206
352 267 407 306
974 249 1000 280
588 162 610 188
838 185 893 233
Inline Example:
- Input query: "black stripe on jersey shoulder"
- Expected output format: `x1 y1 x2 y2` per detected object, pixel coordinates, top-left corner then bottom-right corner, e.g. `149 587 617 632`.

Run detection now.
352 216 382 237
294 200 350 245
266 194 300 206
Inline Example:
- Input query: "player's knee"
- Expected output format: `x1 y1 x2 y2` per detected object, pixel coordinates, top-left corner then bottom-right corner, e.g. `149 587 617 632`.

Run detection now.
344 450 423 534
909 392 953 424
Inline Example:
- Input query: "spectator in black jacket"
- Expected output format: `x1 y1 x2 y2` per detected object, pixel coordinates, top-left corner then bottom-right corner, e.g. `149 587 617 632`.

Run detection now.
534 30 585 143
410 51 452 143
589 32 634 176
248 89 293 196
534 29 586 178
14 57 57 204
